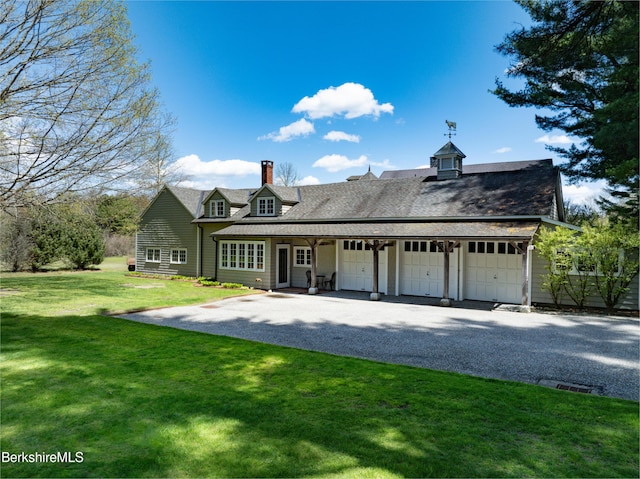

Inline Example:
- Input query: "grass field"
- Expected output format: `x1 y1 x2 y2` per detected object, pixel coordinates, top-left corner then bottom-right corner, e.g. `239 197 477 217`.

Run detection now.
1 263 638 478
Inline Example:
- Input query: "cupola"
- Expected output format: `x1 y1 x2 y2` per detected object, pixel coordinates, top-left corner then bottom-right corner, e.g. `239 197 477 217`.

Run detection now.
430 141 466 180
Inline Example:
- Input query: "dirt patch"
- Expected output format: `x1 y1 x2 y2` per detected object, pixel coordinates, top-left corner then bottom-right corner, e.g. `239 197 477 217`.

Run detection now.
121 283 165 289
0 288 21 296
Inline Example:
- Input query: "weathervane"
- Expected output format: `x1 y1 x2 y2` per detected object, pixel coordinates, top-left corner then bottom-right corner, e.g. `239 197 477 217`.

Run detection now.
445 120 457 139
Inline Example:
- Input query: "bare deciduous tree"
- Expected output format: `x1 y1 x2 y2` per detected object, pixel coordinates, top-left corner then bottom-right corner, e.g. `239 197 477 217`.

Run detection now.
274 162 301 187
0 0 174 208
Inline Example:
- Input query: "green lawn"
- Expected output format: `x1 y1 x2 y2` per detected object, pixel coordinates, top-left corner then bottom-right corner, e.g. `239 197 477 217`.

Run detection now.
1 265 638 478
0 256 258 317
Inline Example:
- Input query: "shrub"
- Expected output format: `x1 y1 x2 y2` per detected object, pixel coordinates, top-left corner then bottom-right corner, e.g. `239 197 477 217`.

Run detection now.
63 214 105 270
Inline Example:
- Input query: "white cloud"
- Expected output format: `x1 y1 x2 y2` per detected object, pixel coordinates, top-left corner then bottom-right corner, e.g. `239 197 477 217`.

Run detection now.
494 147 512 154
323 130 361 143
172 155 260 189
258 118 315 142
371 159 394 170
535 134 572 144
312 154 368 172
563 179 609 205
298 175 321 186
292 83 394 120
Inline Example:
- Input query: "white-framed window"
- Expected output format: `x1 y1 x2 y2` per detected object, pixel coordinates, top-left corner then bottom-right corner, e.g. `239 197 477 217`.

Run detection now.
146 248 161 263
440 157 455 170
210 200 225 217
257 197 275 216
468 241 522 255
294 246 312 267
170 248 187 264
552 249 623 276
220 241 265 272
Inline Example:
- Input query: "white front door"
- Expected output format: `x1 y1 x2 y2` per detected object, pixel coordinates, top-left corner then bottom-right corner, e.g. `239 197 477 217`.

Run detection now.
276 244 290 288
340 240 387 293
465 241 522 303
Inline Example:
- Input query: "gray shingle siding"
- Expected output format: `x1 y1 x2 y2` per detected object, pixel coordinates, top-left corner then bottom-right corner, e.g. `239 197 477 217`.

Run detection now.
136 187 199 276
530 249 639 310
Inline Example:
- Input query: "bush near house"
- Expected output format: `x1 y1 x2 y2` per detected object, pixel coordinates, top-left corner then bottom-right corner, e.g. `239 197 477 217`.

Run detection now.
537 222 640 312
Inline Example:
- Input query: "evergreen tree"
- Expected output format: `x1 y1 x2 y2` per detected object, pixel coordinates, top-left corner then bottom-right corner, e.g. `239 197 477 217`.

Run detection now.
493 1 638 221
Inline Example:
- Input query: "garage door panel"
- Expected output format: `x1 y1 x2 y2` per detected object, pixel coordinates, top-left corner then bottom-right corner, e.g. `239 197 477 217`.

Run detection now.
465 241 522 303
400 241 450 297
340 241 387 293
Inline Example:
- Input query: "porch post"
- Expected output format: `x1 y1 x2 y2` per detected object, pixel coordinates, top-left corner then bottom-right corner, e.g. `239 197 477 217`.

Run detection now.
521 240 530 307
368 240 385 301
509 240 531 311
441 240 451 306
305 238 319 294
437 240 459 307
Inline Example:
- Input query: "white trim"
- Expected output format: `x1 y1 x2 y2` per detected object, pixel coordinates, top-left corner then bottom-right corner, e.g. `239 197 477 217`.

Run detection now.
170 248 187 264
210 199 225 217
146 247 161 263
527 244 534 307
257 196 275 216
219 240 265 272
293 246 312 267
276 244 290 288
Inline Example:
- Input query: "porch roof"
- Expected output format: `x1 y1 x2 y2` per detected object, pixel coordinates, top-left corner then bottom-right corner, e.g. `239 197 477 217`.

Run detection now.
211 221 540 241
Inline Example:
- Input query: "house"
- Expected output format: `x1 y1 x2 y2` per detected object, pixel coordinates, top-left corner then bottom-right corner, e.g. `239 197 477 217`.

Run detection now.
136 142 638 310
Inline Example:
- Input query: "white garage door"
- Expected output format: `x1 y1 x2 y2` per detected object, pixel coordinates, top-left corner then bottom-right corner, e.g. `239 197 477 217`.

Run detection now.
400 241 444 297
340 240 387 293
465 241 522 303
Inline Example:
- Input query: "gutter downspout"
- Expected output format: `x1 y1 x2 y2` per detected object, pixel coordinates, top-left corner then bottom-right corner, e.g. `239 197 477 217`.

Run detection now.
527 244 534 308
212 237 218 281
197 225 202 278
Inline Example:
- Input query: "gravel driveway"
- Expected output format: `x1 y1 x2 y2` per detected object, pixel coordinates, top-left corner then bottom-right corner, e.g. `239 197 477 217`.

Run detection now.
119 291 639 401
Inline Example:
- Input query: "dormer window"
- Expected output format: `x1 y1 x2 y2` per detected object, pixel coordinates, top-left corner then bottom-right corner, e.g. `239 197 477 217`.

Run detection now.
210 199 225 217
257 197 275 216
440 157 456 170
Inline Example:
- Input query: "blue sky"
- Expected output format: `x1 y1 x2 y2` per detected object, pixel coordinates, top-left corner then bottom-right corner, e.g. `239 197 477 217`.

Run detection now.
126 1 605 203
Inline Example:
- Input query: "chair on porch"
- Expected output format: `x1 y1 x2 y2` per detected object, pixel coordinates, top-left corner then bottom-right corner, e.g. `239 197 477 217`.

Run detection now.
323 272 336 291
306 270 311 288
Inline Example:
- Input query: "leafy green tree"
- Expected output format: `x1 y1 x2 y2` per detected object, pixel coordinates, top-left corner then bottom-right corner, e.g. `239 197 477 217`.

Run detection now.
536 226 572 306
565 232 596 308
493 1 638 219
582 222 640 312
94 194 143 236
29 210 65 272
62 213 105 270
536 225 594 307
0 0 174 209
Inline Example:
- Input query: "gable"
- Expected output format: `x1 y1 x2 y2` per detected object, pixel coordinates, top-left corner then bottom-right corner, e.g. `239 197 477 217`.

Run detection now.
140 187 199 229
247 184 299 217
141 185 206 221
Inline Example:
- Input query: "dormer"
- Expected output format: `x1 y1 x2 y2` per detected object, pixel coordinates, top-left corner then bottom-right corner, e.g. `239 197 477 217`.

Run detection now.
202 188 253 219
430 141 466 180
250 184 299 217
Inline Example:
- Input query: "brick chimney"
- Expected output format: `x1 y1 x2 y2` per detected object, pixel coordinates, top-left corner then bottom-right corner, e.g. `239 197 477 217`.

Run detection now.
261 160 273 185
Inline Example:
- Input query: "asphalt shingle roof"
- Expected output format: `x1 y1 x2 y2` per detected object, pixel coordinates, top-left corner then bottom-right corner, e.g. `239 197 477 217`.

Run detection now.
216 188 255 205
212 221 540 240
169 159 559 233
257 159 559 221
166 185 210 218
